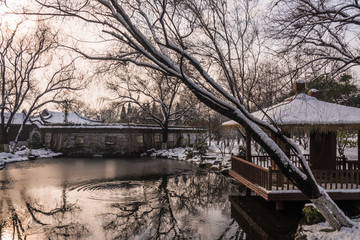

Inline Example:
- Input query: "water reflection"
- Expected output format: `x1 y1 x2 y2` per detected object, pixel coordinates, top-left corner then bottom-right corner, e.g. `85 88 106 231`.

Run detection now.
229 196 303 240
0 158 243 239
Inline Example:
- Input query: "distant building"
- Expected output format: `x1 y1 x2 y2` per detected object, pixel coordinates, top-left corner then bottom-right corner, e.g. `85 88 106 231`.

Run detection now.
29 109 206 157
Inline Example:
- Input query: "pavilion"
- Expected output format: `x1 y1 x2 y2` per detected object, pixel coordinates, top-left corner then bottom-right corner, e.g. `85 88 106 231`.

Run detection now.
225 80 360 205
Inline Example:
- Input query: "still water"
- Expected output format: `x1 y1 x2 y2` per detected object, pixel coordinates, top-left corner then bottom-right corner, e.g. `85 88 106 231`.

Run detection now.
0 158 244 239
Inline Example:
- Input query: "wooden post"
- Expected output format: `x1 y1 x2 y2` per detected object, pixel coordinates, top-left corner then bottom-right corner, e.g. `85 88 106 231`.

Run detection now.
268 166 273 190
244 131 252 195
246 130 252 162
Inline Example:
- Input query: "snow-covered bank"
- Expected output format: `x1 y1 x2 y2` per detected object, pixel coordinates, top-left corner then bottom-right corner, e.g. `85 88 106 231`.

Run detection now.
298 219 360 240
146 147 232 173
0 147 62 169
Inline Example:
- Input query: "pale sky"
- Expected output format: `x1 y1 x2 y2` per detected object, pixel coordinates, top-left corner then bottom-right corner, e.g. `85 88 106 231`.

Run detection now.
1 0 360 113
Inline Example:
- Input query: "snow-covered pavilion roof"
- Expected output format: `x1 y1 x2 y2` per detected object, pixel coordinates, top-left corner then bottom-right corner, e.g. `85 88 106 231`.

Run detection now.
223 93 360 132
31 109 101 125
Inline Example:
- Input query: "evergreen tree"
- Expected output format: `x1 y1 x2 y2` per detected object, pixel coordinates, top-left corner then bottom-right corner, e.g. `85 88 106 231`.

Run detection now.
307 74 360 107
120 105 126 122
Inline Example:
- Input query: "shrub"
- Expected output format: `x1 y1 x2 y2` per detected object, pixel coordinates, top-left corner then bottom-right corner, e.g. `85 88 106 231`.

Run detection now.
27 137 44 149
194 139 208 156
302 205 325 225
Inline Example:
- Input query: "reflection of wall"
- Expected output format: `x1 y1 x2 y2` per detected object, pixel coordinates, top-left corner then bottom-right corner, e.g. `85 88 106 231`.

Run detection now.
37 126 205 157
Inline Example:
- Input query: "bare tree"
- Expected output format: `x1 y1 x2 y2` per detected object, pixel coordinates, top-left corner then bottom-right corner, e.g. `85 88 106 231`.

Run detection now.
33 0 354 229
269 0 360 75
0 21 82 151
107 69 190 149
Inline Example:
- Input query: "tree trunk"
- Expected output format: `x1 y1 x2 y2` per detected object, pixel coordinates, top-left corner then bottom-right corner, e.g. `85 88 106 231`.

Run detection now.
311 194 354 230
162 127 168 150
1 125 9 153
12 123 26 153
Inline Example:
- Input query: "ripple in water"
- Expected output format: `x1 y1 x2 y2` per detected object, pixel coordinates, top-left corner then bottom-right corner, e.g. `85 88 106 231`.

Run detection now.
69 180 158 203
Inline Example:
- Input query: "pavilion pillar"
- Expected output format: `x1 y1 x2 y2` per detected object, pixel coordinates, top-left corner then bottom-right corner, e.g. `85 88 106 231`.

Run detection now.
246 130 252 162
310 131 337 170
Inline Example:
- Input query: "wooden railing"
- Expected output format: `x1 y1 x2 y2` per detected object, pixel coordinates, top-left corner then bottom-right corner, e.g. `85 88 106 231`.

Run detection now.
231 156 270 190
232 156 360 191
313 170 360 189
251 154 359 170
251 155 271 168
250 154 312 169
268 168 297 191
336 156 359 170
290 154 311 168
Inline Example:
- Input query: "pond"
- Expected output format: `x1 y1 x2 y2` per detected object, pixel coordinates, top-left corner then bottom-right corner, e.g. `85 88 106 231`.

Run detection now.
0 158 302 239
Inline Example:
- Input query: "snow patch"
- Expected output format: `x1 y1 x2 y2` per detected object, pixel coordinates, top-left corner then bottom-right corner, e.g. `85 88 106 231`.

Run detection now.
146 147 232 172
0 148 62 169
300 219 360 240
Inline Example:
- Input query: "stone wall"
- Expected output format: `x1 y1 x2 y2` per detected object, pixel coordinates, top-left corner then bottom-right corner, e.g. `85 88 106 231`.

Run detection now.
36 125 205 157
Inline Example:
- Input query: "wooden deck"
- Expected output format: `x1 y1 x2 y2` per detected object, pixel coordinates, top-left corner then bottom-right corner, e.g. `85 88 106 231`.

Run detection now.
230 156 360 201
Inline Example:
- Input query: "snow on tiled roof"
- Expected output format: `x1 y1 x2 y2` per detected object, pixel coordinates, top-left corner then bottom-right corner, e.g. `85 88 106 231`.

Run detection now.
31 110 206 131
0 112 29 125
32 109 101 125
223 93 360 131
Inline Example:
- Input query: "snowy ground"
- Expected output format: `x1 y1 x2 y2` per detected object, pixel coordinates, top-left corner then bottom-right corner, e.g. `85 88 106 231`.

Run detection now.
300 219 360 240
0 147 62 169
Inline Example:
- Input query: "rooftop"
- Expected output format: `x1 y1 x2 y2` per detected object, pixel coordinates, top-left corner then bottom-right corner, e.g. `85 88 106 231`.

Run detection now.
223 93 360 132
31 109 101 125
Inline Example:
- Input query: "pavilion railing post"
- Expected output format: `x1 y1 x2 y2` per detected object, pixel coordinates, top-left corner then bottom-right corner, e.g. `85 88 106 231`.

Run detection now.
268 166 272 190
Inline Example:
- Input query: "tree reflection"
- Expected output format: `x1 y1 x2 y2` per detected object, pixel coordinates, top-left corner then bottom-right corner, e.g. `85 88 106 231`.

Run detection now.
0 183 89 240
0 161 244 239
25 189 77 224
11 212 25 240
24 188 89 239
102 172 244 239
